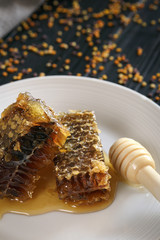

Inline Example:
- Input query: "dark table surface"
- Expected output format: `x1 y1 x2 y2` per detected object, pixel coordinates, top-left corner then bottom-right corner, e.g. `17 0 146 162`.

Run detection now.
0 0 160 105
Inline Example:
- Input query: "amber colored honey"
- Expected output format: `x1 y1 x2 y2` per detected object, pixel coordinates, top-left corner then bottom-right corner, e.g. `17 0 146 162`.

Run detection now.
0 154 118 218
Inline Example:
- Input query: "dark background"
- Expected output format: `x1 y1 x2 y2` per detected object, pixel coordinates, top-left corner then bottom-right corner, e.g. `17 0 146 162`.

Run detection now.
0 0 160 104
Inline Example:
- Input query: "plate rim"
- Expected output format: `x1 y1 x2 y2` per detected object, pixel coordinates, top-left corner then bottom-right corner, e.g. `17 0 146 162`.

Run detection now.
0 75 159 111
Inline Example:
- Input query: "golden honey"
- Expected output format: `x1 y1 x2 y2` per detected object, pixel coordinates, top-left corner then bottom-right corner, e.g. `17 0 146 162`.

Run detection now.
0 154 118 218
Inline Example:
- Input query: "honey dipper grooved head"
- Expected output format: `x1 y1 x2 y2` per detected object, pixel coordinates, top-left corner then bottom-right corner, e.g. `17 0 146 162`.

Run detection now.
109 138 155 184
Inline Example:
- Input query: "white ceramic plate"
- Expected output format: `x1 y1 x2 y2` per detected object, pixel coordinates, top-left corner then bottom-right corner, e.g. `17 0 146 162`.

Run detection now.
0 76 160 240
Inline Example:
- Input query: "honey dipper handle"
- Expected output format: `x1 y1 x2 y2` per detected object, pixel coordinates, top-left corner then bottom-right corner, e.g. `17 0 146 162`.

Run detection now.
136 166 160 202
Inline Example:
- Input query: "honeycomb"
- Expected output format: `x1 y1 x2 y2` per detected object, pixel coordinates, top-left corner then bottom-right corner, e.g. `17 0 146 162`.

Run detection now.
0 93 69 201
55 111 111 204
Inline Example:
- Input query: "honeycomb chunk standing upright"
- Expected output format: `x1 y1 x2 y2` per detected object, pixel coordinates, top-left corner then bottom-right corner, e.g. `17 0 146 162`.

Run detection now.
55 111 111 205
0 93 69 201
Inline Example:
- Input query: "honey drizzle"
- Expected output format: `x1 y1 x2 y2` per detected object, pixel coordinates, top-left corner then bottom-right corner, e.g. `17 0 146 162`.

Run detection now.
0 154 118 219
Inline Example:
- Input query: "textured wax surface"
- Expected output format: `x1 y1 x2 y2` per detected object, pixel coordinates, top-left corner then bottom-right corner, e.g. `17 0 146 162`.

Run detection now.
0 93 69 201
55 111 111 204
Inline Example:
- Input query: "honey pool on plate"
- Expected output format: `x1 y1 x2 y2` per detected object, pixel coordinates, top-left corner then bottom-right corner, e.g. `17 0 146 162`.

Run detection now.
0 154 118 218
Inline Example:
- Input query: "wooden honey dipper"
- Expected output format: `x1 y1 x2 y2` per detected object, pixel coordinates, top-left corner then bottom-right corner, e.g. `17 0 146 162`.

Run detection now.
109 138 160 201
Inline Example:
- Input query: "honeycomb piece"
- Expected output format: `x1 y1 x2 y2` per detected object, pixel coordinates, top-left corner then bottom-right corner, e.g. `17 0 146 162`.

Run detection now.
55 111 111 204
0 93 69 201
